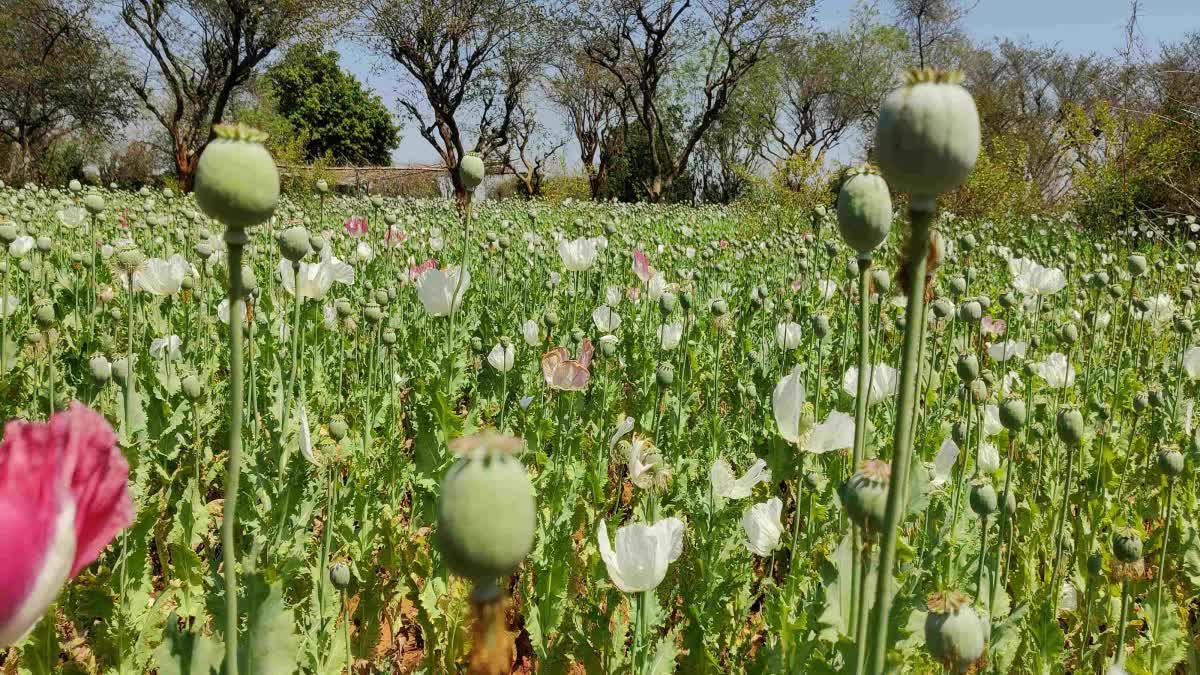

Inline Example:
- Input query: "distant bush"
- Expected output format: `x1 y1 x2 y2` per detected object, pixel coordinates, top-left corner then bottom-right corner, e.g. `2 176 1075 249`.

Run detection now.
541 174 592 203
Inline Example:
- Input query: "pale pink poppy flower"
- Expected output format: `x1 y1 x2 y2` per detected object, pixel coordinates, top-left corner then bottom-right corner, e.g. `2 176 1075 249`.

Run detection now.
541 339 594 391
383 227 407 248
632 249 654 284
981 316 1006 337
0 404 133 645
343 215 368 237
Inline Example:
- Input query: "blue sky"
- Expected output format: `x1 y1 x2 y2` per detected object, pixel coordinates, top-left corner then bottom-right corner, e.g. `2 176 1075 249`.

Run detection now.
337 0 1198 166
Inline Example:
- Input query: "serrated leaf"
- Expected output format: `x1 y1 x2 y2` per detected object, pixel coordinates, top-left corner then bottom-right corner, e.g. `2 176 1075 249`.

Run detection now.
154 615 222 675
239 575 299 675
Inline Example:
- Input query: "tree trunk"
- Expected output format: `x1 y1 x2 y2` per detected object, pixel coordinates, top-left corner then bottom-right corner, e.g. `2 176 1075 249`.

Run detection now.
175 142 199 192
450 169 470 214
645 175 666 203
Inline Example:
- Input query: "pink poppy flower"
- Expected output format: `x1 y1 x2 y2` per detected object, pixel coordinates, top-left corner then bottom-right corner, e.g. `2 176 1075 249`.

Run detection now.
409 258 438 281
0 403 133 645
541 339 594 391
632 249 654 284
344 216 368 237
719 240 730 249
981 316 1006 337
384 227 407 248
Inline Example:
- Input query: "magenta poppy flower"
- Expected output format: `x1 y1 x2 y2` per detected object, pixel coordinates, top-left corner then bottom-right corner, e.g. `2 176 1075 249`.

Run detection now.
0 403 133 645
344 216 368 237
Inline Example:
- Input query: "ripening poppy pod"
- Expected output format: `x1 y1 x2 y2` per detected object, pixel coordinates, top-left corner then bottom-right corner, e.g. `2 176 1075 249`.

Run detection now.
194 124 279 232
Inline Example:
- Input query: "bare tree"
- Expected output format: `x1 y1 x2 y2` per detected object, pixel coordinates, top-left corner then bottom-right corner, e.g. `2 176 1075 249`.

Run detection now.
0 0 129 181
504 101 565 197
582 0 809 202
547 46 625 199
759 7 907 165
121 0 343 190
892 0 975 68
365 0 551 207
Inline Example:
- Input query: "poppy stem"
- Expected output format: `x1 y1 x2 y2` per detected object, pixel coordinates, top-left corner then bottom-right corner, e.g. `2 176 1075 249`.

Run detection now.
222 232 247 675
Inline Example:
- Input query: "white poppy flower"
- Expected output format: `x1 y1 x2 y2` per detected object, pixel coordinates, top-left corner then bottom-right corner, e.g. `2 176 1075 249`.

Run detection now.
978 441 1000 473
416 266 470 317
1180 345 1200 379
773 365 806 444
609 416 635 452
487 343 515 372
7 235 34 258
597 517 685 593
1008 257 1066 296
806 411 855 454
775 321 802 349
1060 580 1077 612
322 304 337 329
135 254 190 296
742 498 784 557
355 242 374 263
1134 294 1175 327
0 294 18 319
929 438 959 487
593 305 622 333
149 334 182 361
605 285 622 306
625 436 668 489
298 405 316 465
1035 352 1076 389
986 340 1026 362
817 279 837 301
648 273 668 301
521 319 541 347
657 322 683 350
558 236 600 272
982 405 1003 437
841 365 900 405
710 458 771 499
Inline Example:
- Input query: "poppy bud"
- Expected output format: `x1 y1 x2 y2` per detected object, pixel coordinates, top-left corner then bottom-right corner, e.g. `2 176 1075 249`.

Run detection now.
329 417 348 441
969 481 998 517
1056 408 1085 446
1157 449 1184 478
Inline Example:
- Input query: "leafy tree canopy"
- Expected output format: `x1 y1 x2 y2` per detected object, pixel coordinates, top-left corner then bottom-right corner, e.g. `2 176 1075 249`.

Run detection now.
267 43 401 166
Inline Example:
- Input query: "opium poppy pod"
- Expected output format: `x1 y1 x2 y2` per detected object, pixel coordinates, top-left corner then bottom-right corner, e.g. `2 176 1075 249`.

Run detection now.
0 404 133 645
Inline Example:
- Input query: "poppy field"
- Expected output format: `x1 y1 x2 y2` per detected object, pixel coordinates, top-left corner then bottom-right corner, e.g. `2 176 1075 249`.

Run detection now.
1 75 1199 675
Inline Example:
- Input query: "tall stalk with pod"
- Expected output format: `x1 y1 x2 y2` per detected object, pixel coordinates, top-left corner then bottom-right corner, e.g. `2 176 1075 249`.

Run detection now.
193 123 280 675
863 67 981 675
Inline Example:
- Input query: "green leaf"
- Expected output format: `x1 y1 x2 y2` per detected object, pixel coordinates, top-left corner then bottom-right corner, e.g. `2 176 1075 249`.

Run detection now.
154 615 222 675
239 575 299 675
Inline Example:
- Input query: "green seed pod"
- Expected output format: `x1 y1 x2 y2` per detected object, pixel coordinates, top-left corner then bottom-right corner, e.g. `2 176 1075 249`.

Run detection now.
1149 389 1165 409
959 233 976 253
112 357 131 388
458 155 486 191
335 298 352 317
329 417 348 441
364 302 384 323
811 314 831 339
656 362 675 387
840 459 891 533
436 433 535 599
0 223 16 244
836 166 893 255
999 399 1026 431
330 562 351 590
1112 528 1142 563
956 354 979 382
949 276 967 297
1087 553 1103 577
952 421 967 445
1056 408 1085 446
1000 489 1017 517
1058 322 1078 345
382 329 397 346
278 225 312 262
89 355 111 383
1175 318 1193 335
1133 393 1150 413
1127 254 1148 277
181 375 204 401
315 178 329 193
931 298 954 320
969 379 988 404
969 481 998 517
1157 449 1185 478
957 301 982 323
543 310 559 328
82 194 105 215
659 291 677 315
875 69 980 198
309 234 326 252
194 124 279 231
870 268 891 294
34 301 55 329
924 591 987 673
